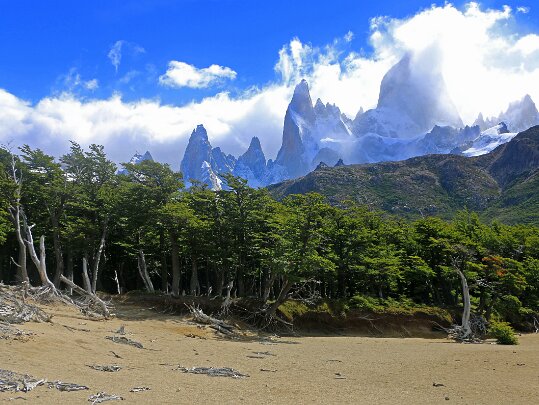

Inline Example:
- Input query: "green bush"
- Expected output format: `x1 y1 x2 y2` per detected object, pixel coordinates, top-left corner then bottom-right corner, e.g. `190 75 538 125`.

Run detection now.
348 295 382 312
489 321 519 345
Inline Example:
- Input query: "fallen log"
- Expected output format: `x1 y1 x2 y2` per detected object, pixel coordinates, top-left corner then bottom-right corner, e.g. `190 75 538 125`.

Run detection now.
188 305 235 335
60 275 112 319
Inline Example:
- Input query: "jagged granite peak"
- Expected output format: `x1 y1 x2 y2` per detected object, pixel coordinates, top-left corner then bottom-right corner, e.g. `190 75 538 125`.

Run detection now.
354 50 463 138
235 136 267 179
118 150 154 174
275 80 315 179
498 94 539 133
212 147 236 175
289 79 316 124
354 107 365 121
473 112 487 131
314 98 325 114
334 158 345 167
180 124 216 187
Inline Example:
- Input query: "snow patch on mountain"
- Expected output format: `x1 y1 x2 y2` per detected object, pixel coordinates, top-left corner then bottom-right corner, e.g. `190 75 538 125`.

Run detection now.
462 122 517 157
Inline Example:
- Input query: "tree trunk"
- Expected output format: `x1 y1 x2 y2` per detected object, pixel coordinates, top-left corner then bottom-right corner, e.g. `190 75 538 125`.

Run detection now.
169 231 181 296
65 249 74 294
51 215 64 288
137 249 155 293
9 204 28 283
262 271 278 302
265 277 294 318
190 256 199 296
160 232 168 293
82 254 92 293
91 220 108 294
216 268 224 297
456 268 471 337
25 231 53 289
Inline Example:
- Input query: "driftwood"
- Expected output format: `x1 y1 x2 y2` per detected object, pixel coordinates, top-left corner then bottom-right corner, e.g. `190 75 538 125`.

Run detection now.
188 305 235 335
49 381 89 392
88 392 124 403
105 336 143 349
176 366 249 379
87 365 122 372
0 283 51 324
60 275 112 319
0 322 32 340
0 369 44 393
130 387 150 392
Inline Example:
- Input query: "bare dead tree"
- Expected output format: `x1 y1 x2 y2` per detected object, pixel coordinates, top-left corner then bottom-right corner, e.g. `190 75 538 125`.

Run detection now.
81 254 92 293
22 214 54 290
91 219 108 294
447 250 486 342
137 249 154 293
5 150 28 284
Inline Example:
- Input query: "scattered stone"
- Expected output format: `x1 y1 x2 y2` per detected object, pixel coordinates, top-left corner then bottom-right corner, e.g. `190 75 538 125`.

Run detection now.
433 383 445 387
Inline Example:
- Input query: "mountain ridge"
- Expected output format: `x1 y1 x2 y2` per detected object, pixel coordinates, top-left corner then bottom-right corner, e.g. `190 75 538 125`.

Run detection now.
267 125 539 224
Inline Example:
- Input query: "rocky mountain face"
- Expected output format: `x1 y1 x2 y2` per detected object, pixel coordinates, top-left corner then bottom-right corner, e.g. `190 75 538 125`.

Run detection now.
176 52 538 190
268 125 539 224
272 79 353 179
476 95 539 133
118 151 154 174
353 52 463 139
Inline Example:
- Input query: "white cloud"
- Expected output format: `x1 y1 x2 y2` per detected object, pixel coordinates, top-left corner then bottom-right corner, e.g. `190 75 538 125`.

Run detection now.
2 2 539 168
84 79 99 91
0 86 290 167
159 61 237 89
108 40 145 73
60 68 99 93
517 6 530 14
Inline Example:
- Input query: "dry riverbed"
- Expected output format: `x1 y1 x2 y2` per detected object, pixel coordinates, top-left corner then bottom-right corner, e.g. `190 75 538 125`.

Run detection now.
1 300 538 404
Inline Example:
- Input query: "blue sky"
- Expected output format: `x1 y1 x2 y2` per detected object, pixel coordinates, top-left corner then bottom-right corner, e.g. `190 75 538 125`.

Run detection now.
0 1 538 166
2 0 534 103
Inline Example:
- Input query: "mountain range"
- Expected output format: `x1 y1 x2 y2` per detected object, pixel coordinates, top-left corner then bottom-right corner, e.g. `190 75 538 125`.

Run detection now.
268 125 539 224
123 51 539 192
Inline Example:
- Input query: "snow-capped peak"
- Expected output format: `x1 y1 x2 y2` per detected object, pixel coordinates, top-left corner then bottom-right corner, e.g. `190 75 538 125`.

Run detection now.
462 122 517 157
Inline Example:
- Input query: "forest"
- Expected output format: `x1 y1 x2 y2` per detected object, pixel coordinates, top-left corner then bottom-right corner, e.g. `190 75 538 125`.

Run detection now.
1 143 539 332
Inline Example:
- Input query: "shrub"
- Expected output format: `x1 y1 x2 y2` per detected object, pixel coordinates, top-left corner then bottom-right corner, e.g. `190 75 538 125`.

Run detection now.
489 321 519 345
348 295 382 312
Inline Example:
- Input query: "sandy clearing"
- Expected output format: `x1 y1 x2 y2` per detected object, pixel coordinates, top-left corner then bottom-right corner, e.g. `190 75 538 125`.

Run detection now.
1 301 538 404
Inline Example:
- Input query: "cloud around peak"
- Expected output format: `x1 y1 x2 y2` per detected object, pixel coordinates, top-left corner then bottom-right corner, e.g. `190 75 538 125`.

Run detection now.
159 61 237 89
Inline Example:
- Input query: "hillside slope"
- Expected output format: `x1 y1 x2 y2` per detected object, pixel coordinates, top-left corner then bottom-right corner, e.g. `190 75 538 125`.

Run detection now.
268 126 539 223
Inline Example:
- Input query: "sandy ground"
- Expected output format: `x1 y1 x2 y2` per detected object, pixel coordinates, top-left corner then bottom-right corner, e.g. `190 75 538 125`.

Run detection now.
1 300 538 405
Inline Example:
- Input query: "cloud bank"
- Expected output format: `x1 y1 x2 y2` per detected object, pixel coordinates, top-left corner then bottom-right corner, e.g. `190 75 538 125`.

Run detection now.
1 2 539 168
